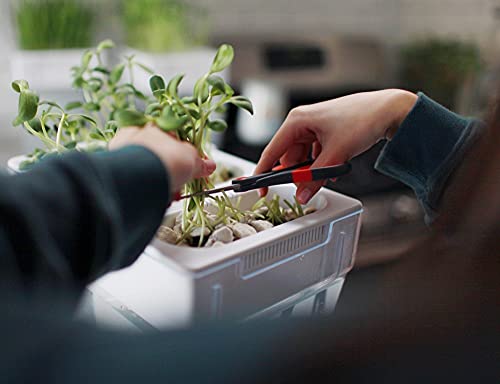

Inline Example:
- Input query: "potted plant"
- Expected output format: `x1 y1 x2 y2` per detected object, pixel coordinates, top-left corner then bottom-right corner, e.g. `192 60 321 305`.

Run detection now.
119 0 225 100
399 38 482 110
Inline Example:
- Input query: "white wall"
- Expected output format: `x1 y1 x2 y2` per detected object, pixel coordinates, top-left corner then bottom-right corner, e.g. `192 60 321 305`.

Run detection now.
0 0 24 165
199 0 500 46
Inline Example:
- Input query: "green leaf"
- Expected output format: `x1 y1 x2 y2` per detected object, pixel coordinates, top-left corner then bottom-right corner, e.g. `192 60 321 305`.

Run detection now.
149 75 166 93
119 83 147 100
27 118 43 133
12 80 29 93
65 101 83 110
83 102 101 112
115 109 148 127
90 132 105 140
207 75 226 93
185 104 200 119
85 78 103 92
96 39 114 53
65 141 78 150
210 44 234 73
181 96 196 104
228 96 254 115
194 78 209 103
104 121 118 133
72 77 85 88
81 50 93 69
208 119 228 132
92 67 111 75
110 63 126 85
13 89 39 125
19 159 36 171
224 83 234 96
167 74 184 98
78 114 97 126
134 61 154 75
145 102 162 115
156 106 188 132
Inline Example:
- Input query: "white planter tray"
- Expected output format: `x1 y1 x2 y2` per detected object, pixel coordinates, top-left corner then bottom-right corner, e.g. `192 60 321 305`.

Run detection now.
87 152 362 330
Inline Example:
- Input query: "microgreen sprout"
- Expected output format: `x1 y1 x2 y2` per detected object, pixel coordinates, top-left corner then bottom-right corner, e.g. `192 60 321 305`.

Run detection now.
114 43 255 243
11 40 152 169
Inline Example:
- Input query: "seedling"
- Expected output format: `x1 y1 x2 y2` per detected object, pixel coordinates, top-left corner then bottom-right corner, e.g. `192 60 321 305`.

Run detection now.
11 40 152 169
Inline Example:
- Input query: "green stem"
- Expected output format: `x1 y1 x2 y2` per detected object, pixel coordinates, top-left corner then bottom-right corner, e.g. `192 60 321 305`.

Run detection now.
56 113 66 150
23 122 60 150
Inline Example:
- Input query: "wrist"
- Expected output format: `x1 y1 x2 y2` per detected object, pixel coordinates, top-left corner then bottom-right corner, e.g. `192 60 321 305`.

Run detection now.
385 89 418 140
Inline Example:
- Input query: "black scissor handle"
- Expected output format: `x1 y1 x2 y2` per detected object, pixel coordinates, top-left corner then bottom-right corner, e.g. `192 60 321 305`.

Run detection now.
235 162 351 192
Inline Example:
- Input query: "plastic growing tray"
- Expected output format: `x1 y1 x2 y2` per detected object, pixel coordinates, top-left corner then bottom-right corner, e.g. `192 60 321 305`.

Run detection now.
88 186 362 331
84 150 362 330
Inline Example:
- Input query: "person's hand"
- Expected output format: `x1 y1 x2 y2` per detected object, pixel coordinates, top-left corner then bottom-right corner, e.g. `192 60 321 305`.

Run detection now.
255 89 418 203
109 123 216 192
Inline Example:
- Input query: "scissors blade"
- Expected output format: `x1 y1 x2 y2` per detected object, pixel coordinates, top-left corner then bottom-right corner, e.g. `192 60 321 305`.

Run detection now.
179 185 236 199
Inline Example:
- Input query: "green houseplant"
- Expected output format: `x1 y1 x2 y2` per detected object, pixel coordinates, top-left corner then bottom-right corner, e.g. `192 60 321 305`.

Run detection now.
13 0 94 50
121 0 208 53
400 39 482 109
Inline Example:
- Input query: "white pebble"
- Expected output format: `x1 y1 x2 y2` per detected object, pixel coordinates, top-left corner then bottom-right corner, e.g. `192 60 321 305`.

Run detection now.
208 226 234 243
190 227 211 238
157 225 179 244
304 207 317 215
255 206 269 216
284 209 298 222
231 223 257 239
249 220 274 232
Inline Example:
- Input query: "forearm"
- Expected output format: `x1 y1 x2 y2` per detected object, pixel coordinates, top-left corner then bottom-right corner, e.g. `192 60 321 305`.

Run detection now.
0 146 170 296
375 92 484 222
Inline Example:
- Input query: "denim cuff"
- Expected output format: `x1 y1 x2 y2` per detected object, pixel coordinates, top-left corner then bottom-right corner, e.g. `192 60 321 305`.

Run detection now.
375 92 483 223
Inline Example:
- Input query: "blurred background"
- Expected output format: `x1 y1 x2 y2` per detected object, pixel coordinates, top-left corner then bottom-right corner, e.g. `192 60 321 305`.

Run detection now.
1 0 500 268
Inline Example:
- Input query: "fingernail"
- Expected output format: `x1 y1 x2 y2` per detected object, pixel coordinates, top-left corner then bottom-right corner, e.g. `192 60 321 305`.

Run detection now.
206 160 216 173
297 188 312 204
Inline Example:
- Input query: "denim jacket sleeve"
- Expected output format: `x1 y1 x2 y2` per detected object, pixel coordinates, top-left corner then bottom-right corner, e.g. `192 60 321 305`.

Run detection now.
375 92 483 223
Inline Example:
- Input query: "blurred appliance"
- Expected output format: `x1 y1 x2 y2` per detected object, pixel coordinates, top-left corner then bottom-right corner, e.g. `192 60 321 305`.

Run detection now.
218 34 426 267
236 79 287 145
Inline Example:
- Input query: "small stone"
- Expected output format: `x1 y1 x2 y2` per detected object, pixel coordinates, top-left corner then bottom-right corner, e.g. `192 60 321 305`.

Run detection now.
284 209 298 222
157 225 179 244
206 214 219 227
249 220 274 232
190 227 211 238
173 224 182 235
304 207 317 215
231 222 257 239
208 226 234 243
211 241 225 247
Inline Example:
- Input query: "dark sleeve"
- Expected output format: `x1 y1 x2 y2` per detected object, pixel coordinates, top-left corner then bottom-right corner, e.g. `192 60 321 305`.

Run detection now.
0 146 170 297
375 92 483 222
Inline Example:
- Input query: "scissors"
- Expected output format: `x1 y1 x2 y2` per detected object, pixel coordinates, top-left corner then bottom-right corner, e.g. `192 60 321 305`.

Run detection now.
179 160 352 199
